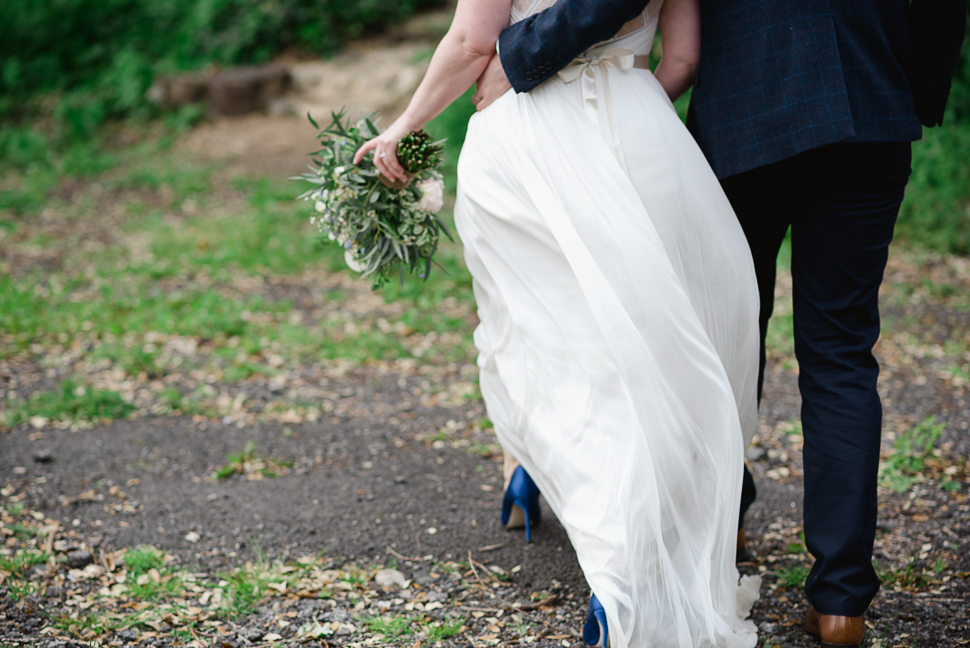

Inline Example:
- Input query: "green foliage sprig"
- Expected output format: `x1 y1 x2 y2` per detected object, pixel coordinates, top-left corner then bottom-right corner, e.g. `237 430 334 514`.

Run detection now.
294 110 450 290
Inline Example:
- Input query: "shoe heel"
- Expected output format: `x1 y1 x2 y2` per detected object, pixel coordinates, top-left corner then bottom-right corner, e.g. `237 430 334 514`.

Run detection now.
520 500 532 542
582 594 609 648
501 466 541 542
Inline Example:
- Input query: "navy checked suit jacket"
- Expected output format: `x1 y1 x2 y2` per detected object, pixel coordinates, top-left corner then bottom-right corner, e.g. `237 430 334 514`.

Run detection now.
498 0 966 179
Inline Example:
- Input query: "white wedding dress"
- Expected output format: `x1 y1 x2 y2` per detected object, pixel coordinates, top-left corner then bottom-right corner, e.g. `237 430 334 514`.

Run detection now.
454 1 761 646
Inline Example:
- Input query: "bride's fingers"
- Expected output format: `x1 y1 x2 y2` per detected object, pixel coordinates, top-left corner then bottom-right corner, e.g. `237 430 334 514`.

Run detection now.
353 139 377 165
385 152 407 181
373 150 390 180
356 137 408 182
377 147 407 182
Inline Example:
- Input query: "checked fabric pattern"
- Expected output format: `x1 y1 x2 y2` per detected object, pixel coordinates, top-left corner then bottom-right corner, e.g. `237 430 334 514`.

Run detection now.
686 0 923 178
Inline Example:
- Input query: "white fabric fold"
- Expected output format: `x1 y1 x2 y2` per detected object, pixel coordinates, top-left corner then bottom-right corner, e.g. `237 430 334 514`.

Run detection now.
558 48 636 176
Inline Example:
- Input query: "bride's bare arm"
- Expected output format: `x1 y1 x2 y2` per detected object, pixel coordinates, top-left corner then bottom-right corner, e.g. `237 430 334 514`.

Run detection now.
354 0 513 181
653 0 700 103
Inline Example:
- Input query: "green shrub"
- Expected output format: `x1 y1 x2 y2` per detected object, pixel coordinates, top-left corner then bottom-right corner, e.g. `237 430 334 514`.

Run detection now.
0 0 443 140
897 120 970 256
896 12 970 256
943 12 970 123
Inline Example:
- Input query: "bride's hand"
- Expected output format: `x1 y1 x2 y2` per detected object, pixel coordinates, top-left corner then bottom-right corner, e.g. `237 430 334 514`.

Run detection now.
353 120 412 183
473 53 511 112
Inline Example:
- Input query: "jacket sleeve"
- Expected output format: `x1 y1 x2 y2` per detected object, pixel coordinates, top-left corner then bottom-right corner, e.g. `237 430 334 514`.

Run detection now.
906 0 968 126
499 0 651 93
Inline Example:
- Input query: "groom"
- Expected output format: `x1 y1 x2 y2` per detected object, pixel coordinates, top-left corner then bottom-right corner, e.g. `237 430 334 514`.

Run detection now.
474 1 967 646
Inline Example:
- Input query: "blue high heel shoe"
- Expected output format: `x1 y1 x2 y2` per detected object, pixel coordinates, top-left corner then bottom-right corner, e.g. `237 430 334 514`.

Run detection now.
582 594 609 648
500 466 541 541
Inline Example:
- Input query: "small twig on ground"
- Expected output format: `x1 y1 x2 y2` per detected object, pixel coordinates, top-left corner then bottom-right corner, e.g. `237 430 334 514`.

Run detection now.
43 523 58 555
467 552 491 589
477 543 505 552
386 546 428 562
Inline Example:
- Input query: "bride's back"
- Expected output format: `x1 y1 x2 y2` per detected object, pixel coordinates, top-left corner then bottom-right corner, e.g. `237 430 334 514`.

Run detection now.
510 0 661 44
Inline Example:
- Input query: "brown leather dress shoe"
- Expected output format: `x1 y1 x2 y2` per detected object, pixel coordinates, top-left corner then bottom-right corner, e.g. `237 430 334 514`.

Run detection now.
736 529 753 564
805 605 865 647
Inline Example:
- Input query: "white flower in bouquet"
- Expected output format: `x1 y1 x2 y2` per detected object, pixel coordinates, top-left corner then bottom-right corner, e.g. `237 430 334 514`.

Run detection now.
345 249 366 272
416 177 445 213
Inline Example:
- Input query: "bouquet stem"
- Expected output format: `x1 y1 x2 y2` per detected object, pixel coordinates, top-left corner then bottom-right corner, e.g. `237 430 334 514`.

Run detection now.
378 171 416 191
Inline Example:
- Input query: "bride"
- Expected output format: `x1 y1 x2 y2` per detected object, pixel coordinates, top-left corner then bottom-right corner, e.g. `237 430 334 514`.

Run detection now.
356 0 761 645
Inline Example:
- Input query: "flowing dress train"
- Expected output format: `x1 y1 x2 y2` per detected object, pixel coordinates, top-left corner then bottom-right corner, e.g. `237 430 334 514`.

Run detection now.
454 2 761 646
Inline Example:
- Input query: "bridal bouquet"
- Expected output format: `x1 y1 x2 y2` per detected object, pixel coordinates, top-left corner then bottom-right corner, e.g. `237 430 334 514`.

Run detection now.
294 110 450 290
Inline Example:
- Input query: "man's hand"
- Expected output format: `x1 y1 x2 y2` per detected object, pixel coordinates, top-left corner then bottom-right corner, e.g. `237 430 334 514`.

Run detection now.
472 53 512 111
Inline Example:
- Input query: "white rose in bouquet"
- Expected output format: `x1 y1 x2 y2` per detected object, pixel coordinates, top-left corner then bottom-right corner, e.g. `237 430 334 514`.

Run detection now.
416 178 444 213
345 249 366 272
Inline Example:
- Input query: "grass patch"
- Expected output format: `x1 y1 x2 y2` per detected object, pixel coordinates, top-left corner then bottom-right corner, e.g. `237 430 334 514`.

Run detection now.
214 440 293 480
7 522 39 539
340 565 370 588
0 549 50 578
876 557 934 590
149 175 332 277
4 578 37 601
422 616 465 641
785 533 807 555
879 417 945 493
0 273 268 349
213 551 316 619
124 545 167 573
2 380 134 429
0 549 47 600
2 154 474 372
775 564 811 589
357 614 413 639
123 545 186 599
778 420 803 437
52 612 128 637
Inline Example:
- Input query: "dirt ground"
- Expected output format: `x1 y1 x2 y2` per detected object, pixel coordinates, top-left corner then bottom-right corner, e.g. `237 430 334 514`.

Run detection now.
3 343 969 647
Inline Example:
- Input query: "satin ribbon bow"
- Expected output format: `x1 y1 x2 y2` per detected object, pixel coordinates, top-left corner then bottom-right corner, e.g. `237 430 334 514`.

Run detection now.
557 48 636 176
